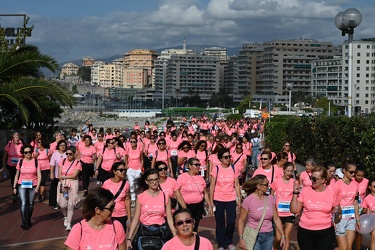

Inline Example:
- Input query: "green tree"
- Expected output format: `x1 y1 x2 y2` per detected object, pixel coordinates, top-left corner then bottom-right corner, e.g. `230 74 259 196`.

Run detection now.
0 17 73 128
78 66 91 82
236 95 253 113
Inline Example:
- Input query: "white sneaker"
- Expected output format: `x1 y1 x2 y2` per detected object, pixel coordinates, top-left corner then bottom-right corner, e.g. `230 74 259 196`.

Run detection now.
63 217 68 227
66 224 72 231
228 244 236 250
218 247 225 250
96 181 101 185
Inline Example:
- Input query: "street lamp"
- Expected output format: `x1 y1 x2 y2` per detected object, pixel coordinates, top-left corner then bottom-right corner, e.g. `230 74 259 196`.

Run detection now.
286 83 293 113
335 8 362 118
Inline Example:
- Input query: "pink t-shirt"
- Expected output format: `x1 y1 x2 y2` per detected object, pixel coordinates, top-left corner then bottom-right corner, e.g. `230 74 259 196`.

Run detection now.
94 140 105 156
298 187 338 230
195 150 208 170
253 165 282 184
209 154 221 169
362 194 375 212
242 194 275 233
231 151 246 172
178 150 195 166
79 145 96 164
145 143 158 158
49 141 57 154
50 152 67 178
35 148 51 171
211 165 238 202
242 142 251 156
100 148 117 172
102 179 130 217
355 178 369 204
155 150 169 165
126 147 142 170
326 178 336 189
270 177 294 217
177 173 205 204
16 159 39 186
59 159 82 177
138 191 168 225
334 179 359 207
64 219 125 250
4 141 23 166
300 171 312 188
161 235 213 250
160 177 178 199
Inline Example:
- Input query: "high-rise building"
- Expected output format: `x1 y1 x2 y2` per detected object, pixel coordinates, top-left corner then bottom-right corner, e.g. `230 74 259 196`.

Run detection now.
202 47 227 62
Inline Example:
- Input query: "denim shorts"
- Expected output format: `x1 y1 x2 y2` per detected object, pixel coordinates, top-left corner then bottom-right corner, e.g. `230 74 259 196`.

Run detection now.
335 217 355 236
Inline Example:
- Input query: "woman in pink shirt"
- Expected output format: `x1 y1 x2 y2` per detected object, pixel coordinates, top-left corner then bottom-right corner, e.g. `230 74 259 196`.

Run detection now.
96 138 122 184
231 144 247 181
362 179 375 250
299 158 316 189
354 168 369 250
127 169 176 249
238 174 286 250
34 138 51 202
177 141 195 174
193 140 209 179
168 132 181 178
102 162 131 232
58 146 82 231
152 138 173 177
3 132 23 202
209 148 241 250
65 187 126 250
125 138 143 205
161 208 213 250
333 162 360 250
13 144 41 230
253 151 281 185
177 158 213 232
77 135 97 197
290 166 339 250
157 161 187 211
323 161 336 189
270 162 295 250
282 141 296 166
49 140 67 208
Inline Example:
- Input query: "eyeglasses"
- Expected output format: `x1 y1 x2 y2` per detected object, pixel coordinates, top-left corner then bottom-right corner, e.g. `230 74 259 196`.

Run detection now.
116 169 126 172
191 163 201 167
346 170 356 175
175 219 194 226
103 203 116 213
150 138 155 140
157 167 168 172
260 183 269 187
260 158 269 161
130 141 137 143
200 145 206 147
23 151 32 155
97 135 103 138
59 144 66 147
284 144 290 147
222 155 231 159
147 178 160 183
310 176 322 183
66 152 74 156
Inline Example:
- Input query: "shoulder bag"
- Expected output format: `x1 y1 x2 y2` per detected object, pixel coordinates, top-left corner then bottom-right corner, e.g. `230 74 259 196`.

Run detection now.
243 196 269 250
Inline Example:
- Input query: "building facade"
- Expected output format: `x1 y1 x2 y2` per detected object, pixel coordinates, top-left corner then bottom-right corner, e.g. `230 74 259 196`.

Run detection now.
60 62 79 79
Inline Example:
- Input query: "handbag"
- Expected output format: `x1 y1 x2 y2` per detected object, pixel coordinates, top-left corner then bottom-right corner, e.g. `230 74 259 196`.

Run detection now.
139 235 163 250
243 196 268 250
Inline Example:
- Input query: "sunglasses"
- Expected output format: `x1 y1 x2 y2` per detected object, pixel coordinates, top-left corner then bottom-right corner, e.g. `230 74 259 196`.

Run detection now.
191 163 201 167
110 142 115 145
158 142 166 145
158 167 168 172
346 170 356 175
260 158 269 160
150 138 155 139
116 169 126 172
130 141 137 143
310 176 322 183
182 146 189 149
260 183 269 187
222 155 231 159
175 219 194 226
37 141 41 143
236 147 242 150
103 203 116 213
66 152 74 156
23 151 32 155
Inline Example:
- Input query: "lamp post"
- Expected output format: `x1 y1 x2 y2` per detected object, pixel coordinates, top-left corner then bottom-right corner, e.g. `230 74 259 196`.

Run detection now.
286 83 293 114
335 8 362 118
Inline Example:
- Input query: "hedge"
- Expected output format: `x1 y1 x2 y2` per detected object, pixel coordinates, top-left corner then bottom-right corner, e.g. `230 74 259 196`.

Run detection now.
264 116 375 179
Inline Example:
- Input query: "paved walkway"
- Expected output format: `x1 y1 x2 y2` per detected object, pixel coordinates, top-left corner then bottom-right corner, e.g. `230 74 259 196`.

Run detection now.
0 177 371 249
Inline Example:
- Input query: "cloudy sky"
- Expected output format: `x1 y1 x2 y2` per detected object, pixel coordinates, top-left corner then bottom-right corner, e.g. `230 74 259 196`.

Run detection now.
1 0 373 63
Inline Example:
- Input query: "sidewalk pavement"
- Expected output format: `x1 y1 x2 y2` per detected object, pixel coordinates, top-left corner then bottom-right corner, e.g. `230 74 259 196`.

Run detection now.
0 177 371 249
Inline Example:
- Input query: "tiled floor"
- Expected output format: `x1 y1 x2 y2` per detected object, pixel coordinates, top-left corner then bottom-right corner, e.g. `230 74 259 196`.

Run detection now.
0 177 371 249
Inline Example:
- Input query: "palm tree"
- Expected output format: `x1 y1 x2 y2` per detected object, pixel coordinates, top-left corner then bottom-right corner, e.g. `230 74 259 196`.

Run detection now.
0 43 73 125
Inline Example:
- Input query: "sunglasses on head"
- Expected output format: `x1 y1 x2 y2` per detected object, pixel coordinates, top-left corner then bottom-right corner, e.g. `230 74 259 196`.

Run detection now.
157 167 168 172
175 219 194 226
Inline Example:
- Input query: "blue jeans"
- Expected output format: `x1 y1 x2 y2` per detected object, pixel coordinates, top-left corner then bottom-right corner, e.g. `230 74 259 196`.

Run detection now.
252 149 260 169
214 200 236 248
18 185 36 223
254 231 274 250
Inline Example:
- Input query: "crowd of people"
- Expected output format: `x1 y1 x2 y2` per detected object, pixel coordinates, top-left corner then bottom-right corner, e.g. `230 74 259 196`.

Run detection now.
2 115 375 250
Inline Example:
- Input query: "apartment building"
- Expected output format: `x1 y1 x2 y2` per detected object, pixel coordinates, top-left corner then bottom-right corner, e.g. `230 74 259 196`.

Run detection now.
202 47 227 62
82 57 95 67
312 39 375 114
60 62 79 79
91 60 123 88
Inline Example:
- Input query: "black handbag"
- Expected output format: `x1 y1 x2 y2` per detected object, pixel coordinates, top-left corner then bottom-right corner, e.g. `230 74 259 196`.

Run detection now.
139 235 163 250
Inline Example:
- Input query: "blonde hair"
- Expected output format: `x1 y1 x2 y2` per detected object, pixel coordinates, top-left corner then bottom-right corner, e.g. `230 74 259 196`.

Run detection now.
242 174 267 196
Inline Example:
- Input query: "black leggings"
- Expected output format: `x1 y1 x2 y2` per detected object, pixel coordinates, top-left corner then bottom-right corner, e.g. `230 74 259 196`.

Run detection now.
40 170 50 186
186 201 204 232
98 167 112 184
81 162 94 191
297 226 335 250
6 165 17 191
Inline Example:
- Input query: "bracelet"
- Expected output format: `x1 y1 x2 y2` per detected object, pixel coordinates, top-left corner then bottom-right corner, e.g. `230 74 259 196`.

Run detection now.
356 219 360 222
281 235 286 239
127 238 132 241
293 191 300 195
239 235 243 239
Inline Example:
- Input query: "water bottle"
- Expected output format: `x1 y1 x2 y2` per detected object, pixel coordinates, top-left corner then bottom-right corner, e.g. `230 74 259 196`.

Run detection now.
64 190 69 200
